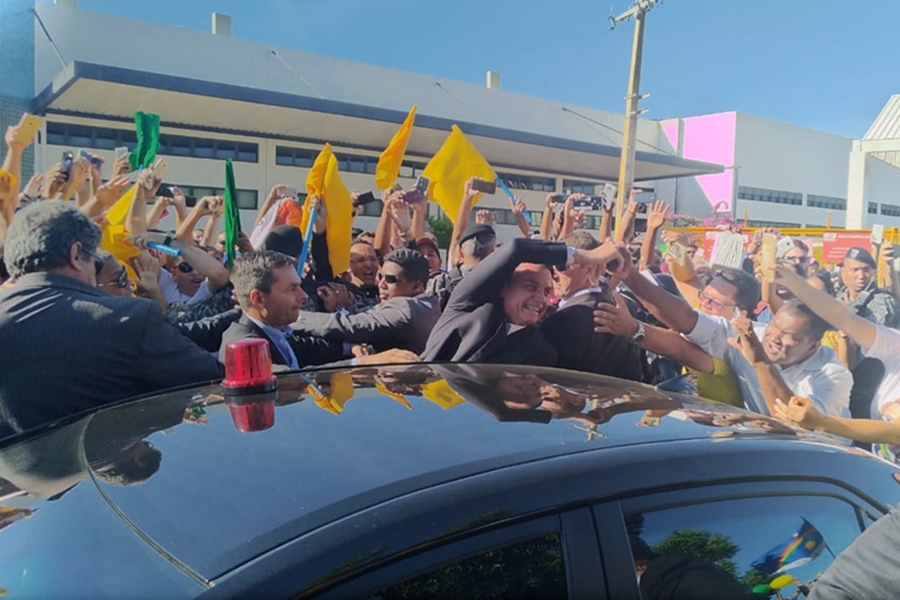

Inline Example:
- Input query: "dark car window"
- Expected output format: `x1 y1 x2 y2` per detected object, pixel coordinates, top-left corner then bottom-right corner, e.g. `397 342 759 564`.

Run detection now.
624 495 863 598
364 533 567 600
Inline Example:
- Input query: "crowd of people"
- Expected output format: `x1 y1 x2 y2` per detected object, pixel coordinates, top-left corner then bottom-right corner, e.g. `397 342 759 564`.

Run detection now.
2 113 900 471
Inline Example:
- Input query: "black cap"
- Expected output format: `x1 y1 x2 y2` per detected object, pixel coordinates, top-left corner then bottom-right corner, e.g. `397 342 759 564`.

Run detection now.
458 223 496 245
843 247 876 269
260 225 304 260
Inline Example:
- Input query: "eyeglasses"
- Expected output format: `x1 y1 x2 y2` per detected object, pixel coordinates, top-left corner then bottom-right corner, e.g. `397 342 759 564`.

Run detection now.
81 248 105 278
177 262 195 274
698 290 737 310
378 273 401 285
98 267 130 289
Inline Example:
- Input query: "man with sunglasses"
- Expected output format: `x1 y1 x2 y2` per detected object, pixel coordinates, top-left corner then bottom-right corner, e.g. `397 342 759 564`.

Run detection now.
291 249 440 355
0 201 223 437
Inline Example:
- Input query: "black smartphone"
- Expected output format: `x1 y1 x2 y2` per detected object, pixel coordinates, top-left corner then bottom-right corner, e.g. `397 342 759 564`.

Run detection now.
353 191 377 207
184 195 198 207
551 194 567 203
402 176 430 204
156 184 175 198
61 150 74 181
471 178 497 195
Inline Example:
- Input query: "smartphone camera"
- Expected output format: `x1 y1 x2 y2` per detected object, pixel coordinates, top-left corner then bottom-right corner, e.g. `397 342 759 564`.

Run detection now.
61 150 74 181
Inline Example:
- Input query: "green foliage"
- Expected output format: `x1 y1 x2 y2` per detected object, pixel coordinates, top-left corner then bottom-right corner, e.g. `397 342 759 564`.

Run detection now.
426 215 453 249
651 529 774 597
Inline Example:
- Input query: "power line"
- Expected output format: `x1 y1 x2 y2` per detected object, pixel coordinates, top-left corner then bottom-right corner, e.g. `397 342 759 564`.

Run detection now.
561 106 677 156
270 49 324 99
435 81 491 125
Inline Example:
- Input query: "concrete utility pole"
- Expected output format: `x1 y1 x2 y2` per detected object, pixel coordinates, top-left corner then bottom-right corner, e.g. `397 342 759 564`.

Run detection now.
610 0 663 239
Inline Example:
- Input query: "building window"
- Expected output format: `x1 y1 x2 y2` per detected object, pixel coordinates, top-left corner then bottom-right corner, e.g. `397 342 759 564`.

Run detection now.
746 220 802 228
562 179 598 195
45 122 258 163
869 202 878 214
497 172 556 192
807 194 846 211
367 533 567 599
882 204 900 217
738 186 803 206
174 185 259 210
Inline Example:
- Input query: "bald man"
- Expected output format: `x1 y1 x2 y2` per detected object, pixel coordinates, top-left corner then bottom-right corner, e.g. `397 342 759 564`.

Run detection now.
422 237 623 365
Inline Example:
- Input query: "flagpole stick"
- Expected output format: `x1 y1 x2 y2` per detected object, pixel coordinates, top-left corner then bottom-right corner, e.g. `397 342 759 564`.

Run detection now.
496 177 531 224
823 542 836 560
297 206 318 278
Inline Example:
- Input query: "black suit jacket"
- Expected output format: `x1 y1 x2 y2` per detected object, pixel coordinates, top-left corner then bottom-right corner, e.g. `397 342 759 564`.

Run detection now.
421 238 565 366
540 290 644 381
219 315 346 370
0 273 223 437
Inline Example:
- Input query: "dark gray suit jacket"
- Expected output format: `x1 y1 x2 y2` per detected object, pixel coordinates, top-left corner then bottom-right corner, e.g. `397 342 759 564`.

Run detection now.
421 238 563 366
0 273 224 437
219 315 348 370
291 295 441 354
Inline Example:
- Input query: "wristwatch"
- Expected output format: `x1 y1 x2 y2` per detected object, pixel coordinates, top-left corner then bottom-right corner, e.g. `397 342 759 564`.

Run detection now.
629 321 646 344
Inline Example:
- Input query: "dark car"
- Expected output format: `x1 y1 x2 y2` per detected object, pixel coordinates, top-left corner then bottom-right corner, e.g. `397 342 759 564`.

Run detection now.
1 363 899 599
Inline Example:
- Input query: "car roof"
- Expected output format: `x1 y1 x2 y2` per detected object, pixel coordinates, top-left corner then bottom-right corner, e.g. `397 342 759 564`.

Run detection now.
0 363 850 581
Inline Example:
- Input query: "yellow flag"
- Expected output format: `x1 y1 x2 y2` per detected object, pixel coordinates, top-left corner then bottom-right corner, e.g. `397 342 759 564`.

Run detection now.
374 380 413 410
302 144 354 275
99 184 141 273
420 379 467 410
422 125 495 224
374 105 417 190
310 372 356 415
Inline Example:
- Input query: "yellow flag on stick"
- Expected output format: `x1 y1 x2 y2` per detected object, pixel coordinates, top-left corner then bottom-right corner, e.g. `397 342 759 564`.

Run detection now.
310 372 356 415
99 184 141 269
420 379 467 410
374 105 417 190
302 144 354 275
422 125 495 223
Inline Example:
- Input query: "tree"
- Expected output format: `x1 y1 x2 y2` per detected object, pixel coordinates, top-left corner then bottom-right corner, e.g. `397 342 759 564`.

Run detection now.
650 529 775 598
426 215 453 249
652 529 740 579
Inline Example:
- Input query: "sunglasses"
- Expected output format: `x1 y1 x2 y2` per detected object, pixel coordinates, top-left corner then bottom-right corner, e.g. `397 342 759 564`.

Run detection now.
82 249 105 278
698 290 736 310
378 273 401 285
177 262 195 274
98 267 130 289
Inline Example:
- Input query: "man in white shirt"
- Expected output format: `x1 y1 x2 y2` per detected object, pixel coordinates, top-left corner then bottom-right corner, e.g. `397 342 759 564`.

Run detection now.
770 264 900 459
618 254 851 418
134 237 231 307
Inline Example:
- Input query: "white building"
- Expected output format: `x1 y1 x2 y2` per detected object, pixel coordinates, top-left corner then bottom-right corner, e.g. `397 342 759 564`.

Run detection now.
27 1 717 241
13 1 899 239
656 107 900 230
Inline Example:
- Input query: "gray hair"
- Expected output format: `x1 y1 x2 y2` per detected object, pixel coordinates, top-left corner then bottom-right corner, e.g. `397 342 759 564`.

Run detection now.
460 233 496 262
4 201 101 278
231 250 298 309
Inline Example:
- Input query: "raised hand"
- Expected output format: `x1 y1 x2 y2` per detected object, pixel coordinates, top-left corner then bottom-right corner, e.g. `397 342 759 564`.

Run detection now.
728 312 767 365
112 153 132 178
93 175 131 210
22 173 43 200
774 396 827 430
593 291 640 337
646 199 671 230
317 281 354 313
475 209 496 225
131 251 162 294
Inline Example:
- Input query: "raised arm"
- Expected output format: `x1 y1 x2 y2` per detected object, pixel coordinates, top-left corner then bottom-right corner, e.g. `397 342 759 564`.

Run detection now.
620 254 700 334
449 177 479 263
616 196 639 245
125 161 163 235
594 292 714 373
773 264 876 350
512 197 532 238
540 194 556 241
175 196 218 244
255 184 290 228
131 231 230 292
776 396 900 445
373 189 398 258
640 200 669 271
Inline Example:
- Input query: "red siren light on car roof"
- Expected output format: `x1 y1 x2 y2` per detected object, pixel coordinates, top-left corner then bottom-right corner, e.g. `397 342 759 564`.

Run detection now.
222 339 277 433
222 339 277 394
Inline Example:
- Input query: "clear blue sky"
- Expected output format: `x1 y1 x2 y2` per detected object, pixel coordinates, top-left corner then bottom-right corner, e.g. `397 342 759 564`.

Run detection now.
57 0 898 138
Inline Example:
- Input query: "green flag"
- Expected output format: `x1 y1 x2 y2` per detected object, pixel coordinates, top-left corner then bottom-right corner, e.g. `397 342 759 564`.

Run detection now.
128 111 160 172
224 159 241 270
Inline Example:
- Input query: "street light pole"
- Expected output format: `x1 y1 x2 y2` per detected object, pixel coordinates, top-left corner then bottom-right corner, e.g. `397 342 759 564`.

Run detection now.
610 0 662 240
